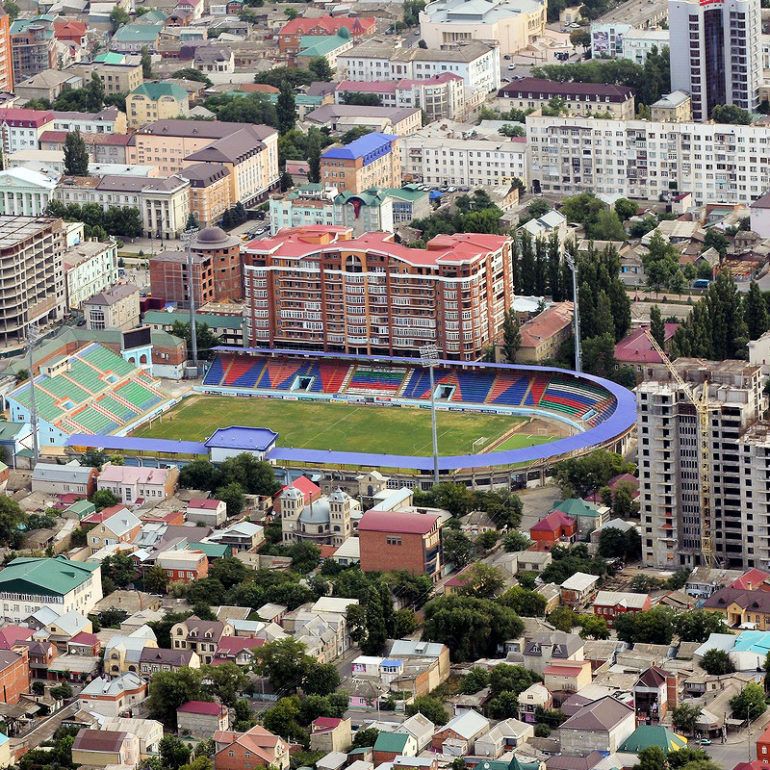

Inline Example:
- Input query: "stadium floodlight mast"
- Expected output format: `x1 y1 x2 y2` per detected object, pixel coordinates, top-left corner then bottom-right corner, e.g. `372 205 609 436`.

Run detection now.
564 252 582 373
419 342 440 485
185 225 200 372
26 327 40 465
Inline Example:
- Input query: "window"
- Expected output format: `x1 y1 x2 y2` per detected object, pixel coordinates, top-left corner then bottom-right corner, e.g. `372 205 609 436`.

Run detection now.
386 536 402 546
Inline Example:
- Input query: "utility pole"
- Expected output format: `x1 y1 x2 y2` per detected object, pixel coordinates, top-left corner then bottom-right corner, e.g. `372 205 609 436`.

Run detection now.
185 225 199 372
26 328 39 465
564 252 581 373
420 343 440 485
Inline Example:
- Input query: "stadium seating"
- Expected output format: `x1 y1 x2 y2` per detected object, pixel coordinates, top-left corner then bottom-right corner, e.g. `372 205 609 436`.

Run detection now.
98 395 141 423
402 368 432 399
115 381 163 412
456 371 495 403
203 356 226 386
320 363 351 393
80 344 135 377
490 376 531 406
71 406 119 434
349 367 406 392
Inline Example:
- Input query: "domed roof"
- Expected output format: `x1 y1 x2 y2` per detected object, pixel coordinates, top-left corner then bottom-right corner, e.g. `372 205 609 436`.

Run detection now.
195 226 228 244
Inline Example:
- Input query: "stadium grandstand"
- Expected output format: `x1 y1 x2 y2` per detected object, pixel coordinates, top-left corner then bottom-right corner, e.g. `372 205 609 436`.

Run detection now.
7 343 173 445
201 349 619 430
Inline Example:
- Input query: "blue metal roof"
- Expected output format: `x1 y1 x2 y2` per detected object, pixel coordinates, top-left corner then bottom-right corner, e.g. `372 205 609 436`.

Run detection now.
65 434 207 454
322 132 397 165
204 426 278 451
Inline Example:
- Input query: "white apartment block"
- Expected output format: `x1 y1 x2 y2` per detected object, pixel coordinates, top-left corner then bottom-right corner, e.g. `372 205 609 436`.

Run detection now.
337 39 500 110
63 238 118 309
526 115 770 205
637 359 768 569
669 0 761 120
401 132 527 187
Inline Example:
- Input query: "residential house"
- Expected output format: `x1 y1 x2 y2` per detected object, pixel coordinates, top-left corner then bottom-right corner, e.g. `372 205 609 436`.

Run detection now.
212 636 266 667
473 718 534 758
67 631 100 657
704 588 770 629
97 464 179 505
543 660 593 703
82 284 140 331
213 724 290 770
505 631 585 677
401 713 434 751
206 522 264 552
177 700 229 738
388 639 451 693
87 509 142 553
373 732 417 764
170 616 233 665
156 550 209 583
102 717 164 758
517 682 552 724
552 499 610 539
0 556 102 623
516 302 574 364
559 696 636 754
72 729 140 768
529 511 577 551
0 649 29 704
104 627 158 676
431 710 490 754
186 499 227 527
31 460 97 497
633 666 677 721
310 717 352 753
593 591 652 626
126 81 189 129
46 611 92 649
561 573 601 610
139 647 200 676
78 672 147 717
515 550 553 574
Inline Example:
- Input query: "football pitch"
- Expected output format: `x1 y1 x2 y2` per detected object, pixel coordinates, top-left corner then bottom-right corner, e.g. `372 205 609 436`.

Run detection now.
133 396 558 456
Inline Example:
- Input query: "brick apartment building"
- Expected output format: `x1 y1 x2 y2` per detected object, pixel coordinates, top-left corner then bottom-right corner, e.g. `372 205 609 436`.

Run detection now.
358 510 442 580
320 132 401 194
0 648 30 704
149 226 243 308
242 226 513 360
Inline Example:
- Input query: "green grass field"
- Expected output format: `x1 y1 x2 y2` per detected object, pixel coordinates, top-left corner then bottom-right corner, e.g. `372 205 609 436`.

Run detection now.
133 396 557 456
494 434 558 451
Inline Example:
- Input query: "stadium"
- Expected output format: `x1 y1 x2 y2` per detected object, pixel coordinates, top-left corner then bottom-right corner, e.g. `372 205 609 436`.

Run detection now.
124 347 637 485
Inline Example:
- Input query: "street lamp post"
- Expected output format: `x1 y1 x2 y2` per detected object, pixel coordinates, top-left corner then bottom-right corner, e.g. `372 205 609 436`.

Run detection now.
420 343 440 485
184 225 200 372
564 252 582 373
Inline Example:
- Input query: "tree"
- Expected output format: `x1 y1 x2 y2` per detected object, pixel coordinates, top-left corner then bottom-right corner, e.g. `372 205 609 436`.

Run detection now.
456 563 505 599
461 667 490 694
143 565 168 594
614 606 674 645
201 662 249 707
393 607 418 636
569 28 591 47
555 451 634 497
352 727 380 748
442 529 474 568
3 1 19 20
85 72 105 112
712 103 752 125
614 198 639 220
745 280 769 340
598 527 640 560
208 557 248 589
500 586 546 617
140 46 153 79
634 746 667 770
279 171 294 192
673 610 726 642
302 662 341 696
252 638 313 692
160 736 191 770
501 310 520 363
547 606 578 632
577 614 610 639
700 648 735 675
215 482 245 517
650 305 665 348
527 198 551 218
488 691 520 719
308 57 333 81
498 123 525 137
0 496 27 548
170 321 222 362
276 83 296 134
405 696 448 725
172 67 212 85
147 668 204 725
341 92 383 106
703 228 729 259
503 531 532 552
110 5 129 30
671 703 702 736
64 130 89 176
731 683 767 721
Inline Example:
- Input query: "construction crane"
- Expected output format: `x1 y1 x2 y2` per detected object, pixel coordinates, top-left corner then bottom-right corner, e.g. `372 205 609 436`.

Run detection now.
642 328 718 567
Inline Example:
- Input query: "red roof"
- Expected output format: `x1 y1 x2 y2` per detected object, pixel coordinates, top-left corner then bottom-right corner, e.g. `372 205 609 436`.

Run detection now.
544 665 584 677
730 568 770 591
280 15 376 36
0 625 32 650
53 19 87 38
520 302 574 349
312 717 343 730
39 130 132 146
82 505 129 525
188 499 222 510
178 700 225 716
318 545 336 559
358 509 440 535
0 108 54 127
614 323 679 364
531 510 575 534
216 637 265 654
70 631 98 645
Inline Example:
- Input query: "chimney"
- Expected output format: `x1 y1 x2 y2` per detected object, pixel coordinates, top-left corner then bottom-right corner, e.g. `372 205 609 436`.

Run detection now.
665 674 678 713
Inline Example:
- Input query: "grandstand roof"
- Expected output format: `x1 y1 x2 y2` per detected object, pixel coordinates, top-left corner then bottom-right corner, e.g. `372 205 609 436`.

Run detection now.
205 426 278 451
66 434 206 455
243 228 509 268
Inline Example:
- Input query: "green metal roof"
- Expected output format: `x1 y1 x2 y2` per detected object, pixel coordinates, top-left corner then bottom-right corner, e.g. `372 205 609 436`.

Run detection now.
190 542 231 559
373 733 410 752
0 556 99 597
143 310 243 330
0 421 27 442
112 22 163 43
383 185 429 202
132 81 188 101
619 725 688 755
298 34 350 57
66 500 97 518
94 52 126 64
554 498 602 518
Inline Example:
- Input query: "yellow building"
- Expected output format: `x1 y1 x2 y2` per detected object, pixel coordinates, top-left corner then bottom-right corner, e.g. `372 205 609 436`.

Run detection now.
181 162 232 226
126 81 190 129
72 730 140 768
70 61 143 95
